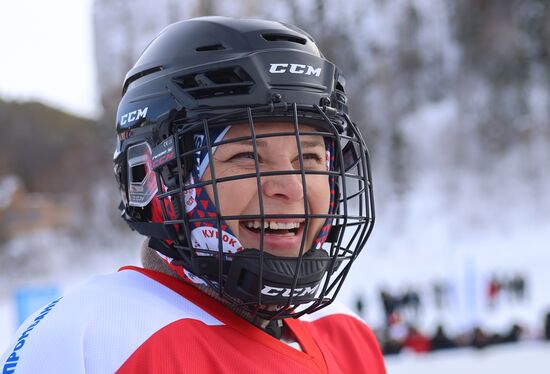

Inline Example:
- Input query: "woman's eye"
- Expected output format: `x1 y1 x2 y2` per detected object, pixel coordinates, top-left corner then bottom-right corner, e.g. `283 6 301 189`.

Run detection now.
297 153 325 169
302 153 323 163
229 152 256 161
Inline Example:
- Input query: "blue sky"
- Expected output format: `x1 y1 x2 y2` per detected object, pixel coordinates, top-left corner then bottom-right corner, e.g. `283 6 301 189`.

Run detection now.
0 0 99 118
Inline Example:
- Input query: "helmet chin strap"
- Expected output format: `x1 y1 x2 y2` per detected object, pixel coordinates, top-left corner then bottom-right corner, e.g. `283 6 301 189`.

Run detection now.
227 249 331 304
187 248 333 319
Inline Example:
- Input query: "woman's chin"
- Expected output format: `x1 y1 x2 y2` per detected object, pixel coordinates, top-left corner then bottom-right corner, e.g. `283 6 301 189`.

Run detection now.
242 242 311 258
263 248 309 258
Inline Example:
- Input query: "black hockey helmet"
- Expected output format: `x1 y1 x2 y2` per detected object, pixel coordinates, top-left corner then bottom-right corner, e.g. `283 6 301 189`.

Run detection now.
114 16 375 319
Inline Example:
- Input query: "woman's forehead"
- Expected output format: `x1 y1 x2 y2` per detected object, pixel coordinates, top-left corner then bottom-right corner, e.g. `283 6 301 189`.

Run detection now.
221 123 326 150
224 121 323 140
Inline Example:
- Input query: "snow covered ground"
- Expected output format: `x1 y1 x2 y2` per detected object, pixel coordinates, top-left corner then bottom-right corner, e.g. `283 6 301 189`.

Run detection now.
385 341 550 374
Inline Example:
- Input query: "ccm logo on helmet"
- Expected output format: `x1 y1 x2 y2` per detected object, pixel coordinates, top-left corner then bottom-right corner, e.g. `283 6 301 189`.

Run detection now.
261 284 319 297
120 107 148 126
269 63 322 77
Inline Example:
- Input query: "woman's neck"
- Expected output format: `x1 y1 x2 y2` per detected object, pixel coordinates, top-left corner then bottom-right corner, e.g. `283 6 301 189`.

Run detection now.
140 239 271 329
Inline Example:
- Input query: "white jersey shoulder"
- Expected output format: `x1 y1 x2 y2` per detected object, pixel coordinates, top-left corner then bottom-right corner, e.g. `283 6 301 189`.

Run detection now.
1 269 222 374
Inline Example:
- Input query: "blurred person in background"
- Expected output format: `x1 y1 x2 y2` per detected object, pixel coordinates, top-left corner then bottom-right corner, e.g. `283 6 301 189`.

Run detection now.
430 325 456 351
499 324 524 344
471 326 491 349
1 17 386 373
402 324 431 353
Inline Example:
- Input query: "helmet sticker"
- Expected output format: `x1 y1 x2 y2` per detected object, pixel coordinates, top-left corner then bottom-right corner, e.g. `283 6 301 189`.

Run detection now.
268 63 322 77
120 107 148 127
151 136 176 169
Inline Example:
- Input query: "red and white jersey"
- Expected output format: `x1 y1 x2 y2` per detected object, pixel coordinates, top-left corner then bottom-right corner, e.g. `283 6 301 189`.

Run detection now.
1 266 386 374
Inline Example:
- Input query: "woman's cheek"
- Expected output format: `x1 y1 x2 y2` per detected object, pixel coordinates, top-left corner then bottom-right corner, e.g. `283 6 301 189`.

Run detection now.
310 175 331 212
217 179 255 214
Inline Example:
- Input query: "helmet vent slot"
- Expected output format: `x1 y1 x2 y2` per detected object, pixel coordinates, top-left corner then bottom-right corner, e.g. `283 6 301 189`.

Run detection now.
262 33 307 45
196 43 226 52
175 67 254 99
122 66 163 96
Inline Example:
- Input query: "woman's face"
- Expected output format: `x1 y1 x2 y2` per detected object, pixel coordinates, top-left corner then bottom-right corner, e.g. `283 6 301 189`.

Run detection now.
202 122 330 257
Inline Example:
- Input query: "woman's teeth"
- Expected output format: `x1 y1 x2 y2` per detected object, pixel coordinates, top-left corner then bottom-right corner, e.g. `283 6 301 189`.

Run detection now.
244 221 301 230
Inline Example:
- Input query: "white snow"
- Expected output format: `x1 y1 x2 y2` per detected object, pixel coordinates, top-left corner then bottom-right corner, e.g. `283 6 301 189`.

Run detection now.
385 342 550 374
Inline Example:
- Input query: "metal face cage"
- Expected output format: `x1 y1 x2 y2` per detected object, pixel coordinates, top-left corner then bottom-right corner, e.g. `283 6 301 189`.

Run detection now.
149 102 375 319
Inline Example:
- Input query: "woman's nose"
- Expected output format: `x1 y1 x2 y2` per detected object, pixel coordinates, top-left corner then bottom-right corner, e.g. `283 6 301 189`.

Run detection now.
261 172 304 202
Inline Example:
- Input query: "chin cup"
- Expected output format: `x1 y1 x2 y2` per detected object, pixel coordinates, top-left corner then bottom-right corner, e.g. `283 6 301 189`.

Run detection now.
224 249 332 305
